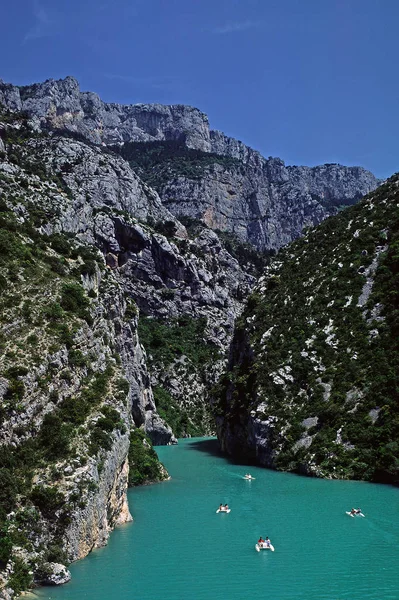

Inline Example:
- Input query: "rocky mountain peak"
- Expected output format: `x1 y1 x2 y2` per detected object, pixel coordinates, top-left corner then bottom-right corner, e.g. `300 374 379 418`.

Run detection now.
0 76 212 150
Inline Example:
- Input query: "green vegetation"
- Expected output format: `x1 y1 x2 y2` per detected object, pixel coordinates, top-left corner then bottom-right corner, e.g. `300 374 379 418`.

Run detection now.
0 130 129 594
138 314 218 368
173 215 272 276
138 315 218 437
310 191 363 213
218 175 399 483
8 557 33 595
128 428 166 486
153 386 202 438
113 140 242 190
215 229 274 276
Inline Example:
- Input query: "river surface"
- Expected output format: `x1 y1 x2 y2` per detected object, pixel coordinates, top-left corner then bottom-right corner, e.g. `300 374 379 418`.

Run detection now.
38 437 399 600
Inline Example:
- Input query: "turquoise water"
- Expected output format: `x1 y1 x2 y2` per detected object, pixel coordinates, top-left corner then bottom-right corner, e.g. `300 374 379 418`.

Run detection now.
38 438 399 600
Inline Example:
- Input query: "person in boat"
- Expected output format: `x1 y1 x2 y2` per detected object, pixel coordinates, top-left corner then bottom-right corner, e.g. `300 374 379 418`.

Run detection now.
265 537 271 547
224 504 229 510
219 504 223 511
258 536 265 545
355 508 362 514
350 508 357 515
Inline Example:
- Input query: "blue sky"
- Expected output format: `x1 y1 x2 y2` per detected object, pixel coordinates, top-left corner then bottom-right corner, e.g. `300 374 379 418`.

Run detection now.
0 0 397 178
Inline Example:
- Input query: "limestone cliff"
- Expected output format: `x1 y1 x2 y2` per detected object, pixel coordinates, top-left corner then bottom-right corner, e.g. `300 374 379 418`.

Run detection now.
0 76 211 150
0 76 380 252
0 108 171 598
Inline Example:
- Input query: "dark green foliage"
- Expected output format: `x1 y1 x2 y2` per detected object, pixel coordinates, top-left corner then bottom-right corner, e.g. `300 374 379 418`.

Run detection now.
125 299 138 320
8 557 33 595
160 287 175 299
88 427 112 455
112 140 242 190
176 216 205 238
42 301 64 321
116 378 130 394
44 543 68 565
38 413 73 459
30 486 65 517
128 429 165 486
60 282 91 321
2 366 28 407
68 348 87 367
215 229 274 276
138 315 217 436
152 220 178 238
44 255 68 276
52 323 75 348
60 282 88 312
46 233 72 256
96 405 125 434
0 526 13 563
138 314 218 368
153 386 201 438
79 259 97 277
310 190 363 213
0 468 18 522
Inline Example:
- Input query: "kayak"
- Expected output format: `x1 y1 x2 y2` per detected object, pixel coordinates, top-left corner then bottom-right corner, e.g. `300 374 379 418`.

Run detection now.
216 508 231 513
243 476 256 480
346 511 365 518
255 543 274 552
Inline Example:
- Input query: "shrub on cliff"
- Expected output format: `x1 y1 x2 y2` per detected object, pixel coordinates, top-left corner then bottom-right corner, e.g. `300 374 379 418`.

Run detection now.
128 429 166 486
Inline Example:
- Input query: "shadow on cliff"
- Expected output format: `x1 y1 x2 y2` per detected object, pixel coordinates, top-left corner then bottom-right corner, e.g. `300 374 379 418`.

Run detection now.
186 437 222 457
186 437 256 467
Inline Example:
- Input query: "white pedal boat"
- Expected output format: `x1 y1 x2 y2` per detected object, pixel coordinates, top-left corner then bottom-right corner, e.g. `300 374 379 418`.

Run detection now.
346 511 365 518
255 542 274 552
243 475 256 480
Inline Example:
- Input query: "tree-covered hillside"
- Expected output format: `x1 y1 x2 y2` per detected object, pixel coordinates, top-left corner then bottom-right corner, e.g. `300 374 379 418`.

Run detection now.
216 175 399 484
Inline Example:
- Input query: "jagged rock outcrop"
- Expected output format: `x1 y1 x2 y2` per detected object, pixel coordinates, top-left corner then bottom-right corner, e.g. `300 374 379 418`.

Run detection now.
0 106 255 440
216 175 399 484
0 76 211 150
36 563 71 586
157 157 380 251
0 116 175 597
0 76 380 253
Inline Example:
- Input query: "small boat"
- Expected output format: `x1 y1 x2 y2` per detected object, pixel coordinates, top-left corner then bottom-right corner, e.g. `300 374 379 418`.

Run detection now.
346 510 365 518
216 507 231 513
243 474 256 480
255 542 274 552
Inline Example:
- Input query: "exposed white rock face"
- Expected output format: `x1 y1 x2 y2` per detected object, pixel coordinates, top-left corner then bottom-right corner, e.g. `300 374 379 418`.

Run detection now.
0 76 211 150
26 135 184 236
159 159 379 251
65 452 132 561
357 244 388 308
0 76 380 252
38 563 72 586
